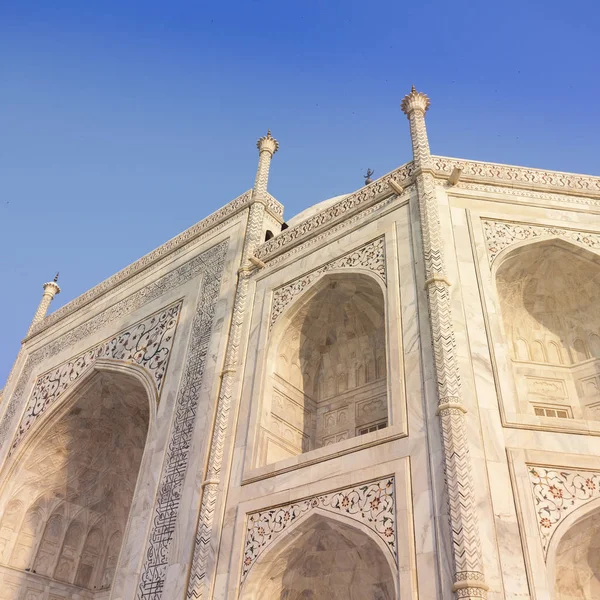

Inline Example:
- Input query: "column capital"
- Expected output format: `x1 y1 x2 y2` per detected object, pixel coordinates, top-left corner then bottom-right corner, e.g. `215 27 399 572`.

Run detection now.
256 129 279 156
42 278 61 297
401 85 431 116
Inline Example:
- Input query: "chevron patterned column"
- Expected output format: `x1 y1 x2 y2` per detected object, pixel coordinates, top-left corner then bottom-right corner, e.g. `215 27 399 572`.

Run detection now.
186 132 278 600
401 88 489 599
27 274 61 336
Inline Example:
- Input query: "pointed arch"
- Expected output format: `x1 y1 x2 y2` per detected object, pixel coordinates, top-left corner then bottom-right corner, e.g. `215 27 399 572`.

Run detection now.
240 510 397 600
0 363 152 595
257 272 389 467
546 498 600 599
495 237 600 421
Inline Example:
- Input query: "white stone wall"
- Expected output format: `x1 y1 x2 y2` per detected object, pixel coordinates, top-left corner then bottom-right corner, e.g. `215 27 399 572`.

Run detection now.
441 180 600 599
1 137 600 600
0 206 249 600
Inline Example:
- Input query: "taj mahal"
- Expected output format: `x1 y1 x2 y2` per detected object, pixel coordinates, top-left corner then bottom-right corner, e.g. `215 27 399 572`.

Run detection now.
1 87 600 600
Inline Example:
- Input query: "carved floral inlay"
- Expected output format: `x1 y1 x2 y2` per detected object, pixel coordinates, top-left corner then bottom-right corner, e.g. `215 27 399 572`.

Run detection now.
482 220 600 264
270 237 386 329
241 477 396 582
528 465 600 557
11 301 182 454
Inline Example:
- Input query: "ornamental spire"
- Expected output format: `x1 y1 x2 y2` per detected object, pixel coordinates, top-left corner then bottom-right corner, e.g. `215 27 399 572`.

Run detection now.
253 129 279 200
27 274 61 335
401 86 432 167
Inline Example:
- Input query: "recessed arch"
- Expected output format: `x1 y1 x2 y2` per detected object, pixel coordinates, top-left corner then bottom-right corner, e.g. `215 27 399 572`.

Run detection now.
240 510 397 600
495 238 600 421
0 363 152 596
258 271 389 466
546 499 600 599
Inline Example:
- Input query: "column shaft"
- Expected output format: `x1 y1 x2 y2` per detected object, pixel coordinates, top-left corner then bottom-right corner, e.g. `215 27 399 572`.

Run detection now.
403 90 488 599
186 133 277 599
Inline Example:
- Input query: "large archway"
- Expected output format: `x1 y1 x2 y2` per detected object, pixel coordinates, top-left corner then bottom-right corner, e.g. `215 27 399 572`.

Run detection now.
553 508 600 599
0 367 151 598
496 239 600 420
257 273 388 467
240 513 396 600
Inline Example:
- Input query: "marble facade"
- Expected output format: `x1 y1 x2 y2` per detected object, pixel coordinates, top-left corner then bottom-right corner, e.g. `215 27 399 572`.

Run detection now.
1 91 600 599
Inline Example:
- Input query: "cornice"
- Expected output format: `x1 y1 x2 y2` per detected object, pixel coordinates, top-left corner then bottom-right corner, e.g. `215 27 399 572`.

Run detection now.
26 190 254 341
431 155 600 199
254 161 415 263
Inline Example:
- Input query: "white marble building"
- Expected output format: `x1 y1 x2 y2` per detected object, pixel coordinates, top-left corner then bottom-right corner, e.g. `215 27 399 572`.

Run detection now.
1 88 599 600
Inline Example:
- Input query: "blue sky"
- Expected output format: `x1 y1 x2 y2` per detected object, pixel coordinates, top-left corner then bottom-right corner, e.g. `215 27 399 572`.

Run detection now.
1 0 599 384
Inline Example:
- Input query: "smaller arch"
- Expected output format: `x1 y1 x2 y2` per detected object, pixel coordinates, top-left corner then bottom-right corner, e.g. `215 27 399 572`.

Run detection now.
33 510 65 576
100 530 122 590
514 338 530 361
54 519 85 582
0 498 25 561
547 341 563 365
9 502 44 570
546 498 600 600
573 339 590 363
75 527 104 588
532 340 547 363
240 509 397 600
589 334 600 359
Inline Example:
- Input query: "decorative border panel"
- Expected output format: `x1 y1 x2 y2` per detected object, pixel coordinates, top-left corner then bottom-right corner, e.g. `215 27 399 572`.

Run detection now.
270 236 386 329
455 182 600 208
432 156 600 198
254 163 413 262
241 477 396 582
10 301 182 454
27 192 258 338
481 220 600 264
528 465 600 558
137 240 228 599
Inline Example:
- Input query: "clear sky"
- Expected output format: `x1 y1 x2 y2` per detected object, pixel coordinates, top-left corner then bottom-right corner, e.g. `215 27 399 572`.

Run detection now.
1 0 599 384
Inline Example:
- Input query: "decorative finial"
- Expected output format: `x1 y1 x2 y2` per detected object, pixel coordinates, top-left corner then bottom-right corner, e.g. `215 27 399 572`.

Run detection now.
256 130 279 155
53 272 59 282
401 86 431 115
364 168 375 185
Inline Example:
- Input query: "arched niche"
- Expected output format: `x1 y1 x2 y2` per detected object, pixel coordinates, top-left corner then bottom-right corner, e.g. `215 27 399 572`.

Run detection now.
495 239 600 421
0 365 151 596
258 272 388 467
240 511 396 600
548 504 600 599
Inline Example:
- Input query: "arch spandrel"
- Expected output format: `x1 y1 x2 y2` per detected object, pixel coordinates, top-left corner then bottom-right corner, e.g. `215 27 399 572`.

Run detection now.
269 236 387 333
240 509 397 600
482 219 600 267
241 477 397 586
8 300 181 455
